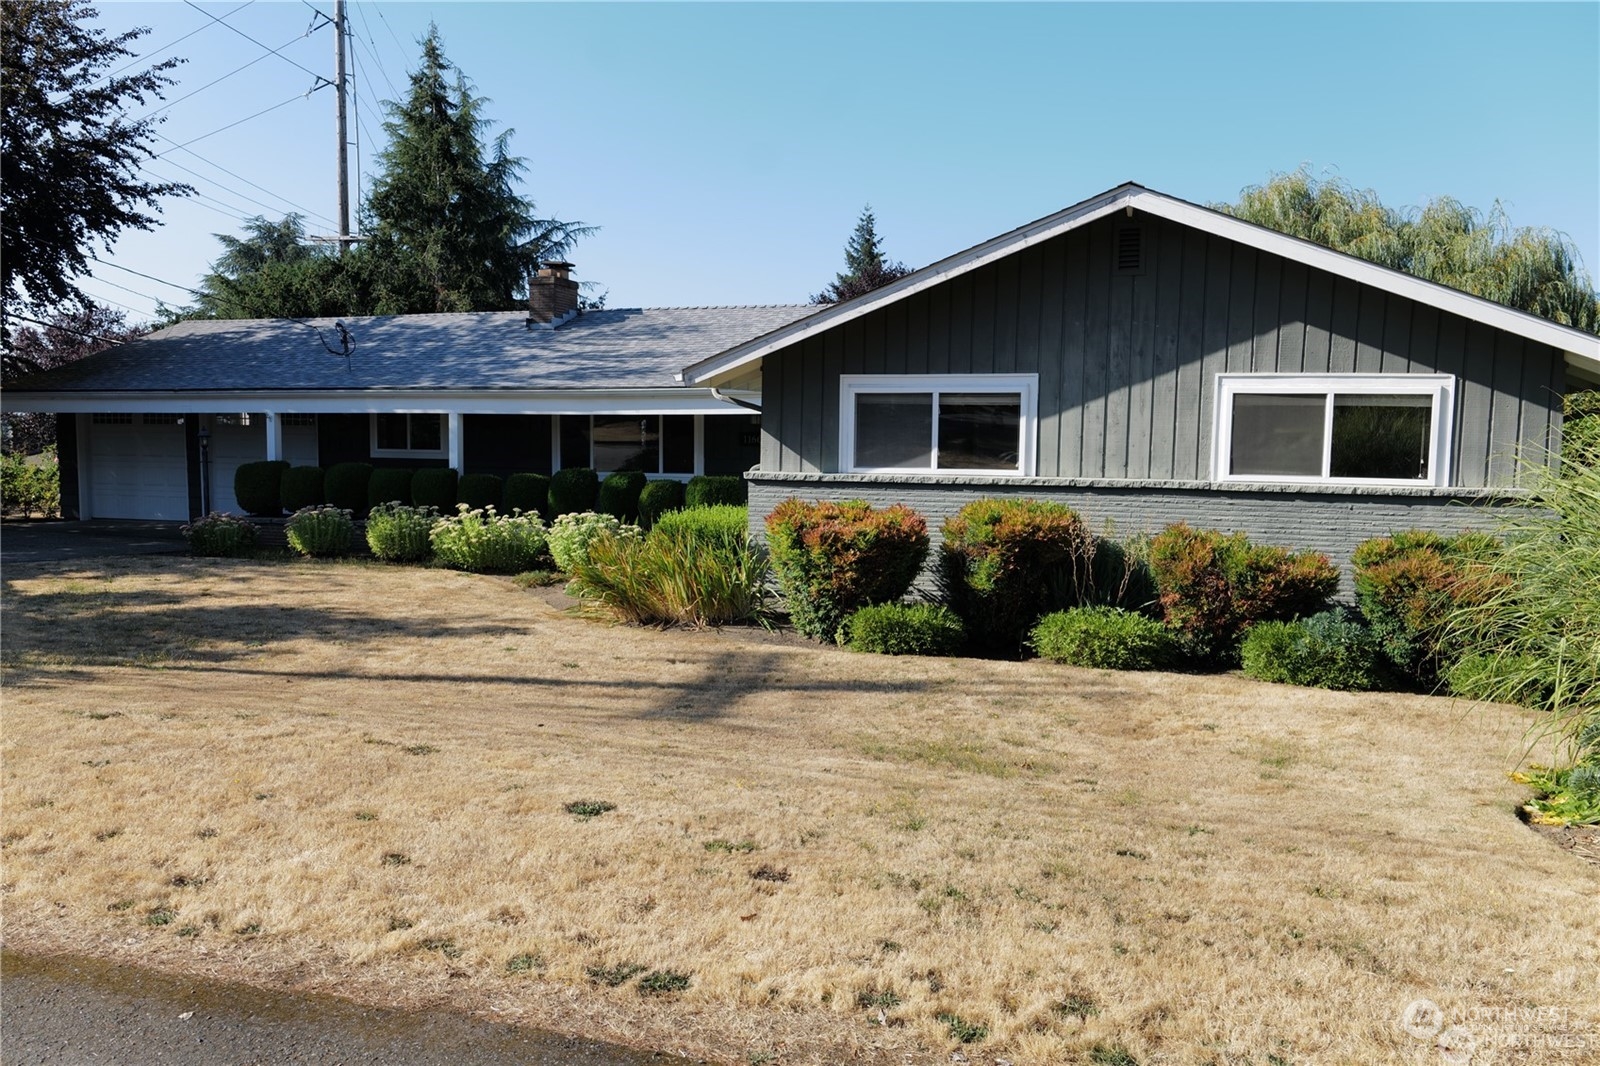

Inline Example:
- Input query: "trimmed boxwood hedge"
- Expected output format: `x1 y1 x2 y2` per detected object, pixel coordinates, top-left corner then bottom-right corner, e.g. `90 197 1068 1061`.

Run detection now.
410 467 458 511
549 467 599 516
324 462 373 515
1240 609 1391 691
368 466 415 507
637 479 686 528
279 465 325 512
1029 606 1178 671
686 474 744 508
502 472 551 518
840 603 965 656
597 470 648 522
234 460 290 516
458 472 503 512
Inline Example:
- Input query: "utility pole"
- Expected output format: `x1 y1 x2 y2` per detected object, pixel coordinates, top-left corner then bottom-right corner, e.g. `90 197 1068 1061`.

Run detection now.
333 0 350 253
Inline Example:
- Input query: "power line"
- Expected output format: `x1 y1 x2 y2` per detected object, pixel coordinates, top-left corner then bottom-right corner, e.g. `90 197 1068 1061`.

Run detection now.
348 10 400 101
90 259 202 297
146 139 338 228
154 87 328 158
181 0 330 87
86 274 169 307
5 311 140 344
139 28 321 122
367 1 410 57
87 0 257 88
146 159 333 228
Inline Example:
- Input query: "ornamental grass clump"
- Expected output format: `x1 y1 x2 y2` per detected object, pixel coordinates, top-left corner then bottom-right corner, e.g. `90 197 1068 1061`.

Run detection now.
181 512 259 558
285 505 355 558
1029 606 1178 671
839 603 965 656
1239 609 1391 691
547 511 641 573
364 503 438 563
936 498 1096 657
764 498 929 642
430 505 547 574
567 510 770 627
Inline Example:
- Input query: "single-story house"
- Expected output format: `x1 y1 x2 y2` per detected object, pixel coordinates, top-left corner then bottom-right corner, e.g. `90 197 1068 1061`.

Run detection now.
682 183 1600 571
8 185 1599 573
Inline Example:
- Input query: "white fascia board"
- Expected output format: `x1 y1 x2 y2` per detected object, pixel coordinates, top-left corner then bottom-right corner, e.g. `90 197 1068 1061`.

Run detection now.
2 388 751 416
681 184 1600 386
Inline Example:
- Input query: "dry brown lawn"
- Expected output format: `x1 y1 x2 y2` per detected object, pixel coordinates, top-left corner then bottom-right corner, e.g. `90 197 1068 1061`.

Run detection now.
2 554 1596 1065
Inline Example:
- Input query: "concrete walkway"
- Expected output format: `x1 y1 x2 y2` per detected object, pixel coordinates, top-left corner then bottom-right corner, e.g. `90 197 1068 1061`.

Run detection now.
0 520 189 565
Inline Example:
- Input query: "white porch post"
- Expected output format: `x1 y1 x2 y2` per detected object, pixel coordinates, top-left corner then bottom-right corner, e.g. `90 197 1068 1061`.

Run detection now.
264 411 283 461
76 413 92 519
447 411 464 473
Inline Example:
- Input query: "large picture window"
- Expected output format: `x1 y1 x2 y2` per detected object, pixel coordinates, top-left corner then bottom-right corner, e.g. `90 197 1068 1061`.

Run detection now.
371 413 446 458
840 375 1037 475
1214 374 1454 486
591 415 695 475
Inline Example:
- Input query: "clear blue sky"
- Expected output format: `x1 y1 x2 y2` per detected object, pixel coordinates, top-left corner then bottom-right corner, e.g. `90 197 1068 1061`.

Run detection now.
84 1 1600 322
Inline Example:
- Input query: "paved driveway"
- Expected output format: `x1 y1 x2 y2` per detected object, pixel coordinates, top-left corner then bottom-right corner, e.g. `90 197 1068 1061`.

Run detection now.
1 520 189 565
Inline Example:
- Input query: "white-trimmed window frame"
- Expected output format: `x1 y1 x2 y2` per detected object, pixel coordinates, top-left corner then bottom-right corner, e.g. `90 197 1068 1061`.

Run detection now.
1212 373 1456 487
587 413 703 480
370 412 447 459
840 373 1038 476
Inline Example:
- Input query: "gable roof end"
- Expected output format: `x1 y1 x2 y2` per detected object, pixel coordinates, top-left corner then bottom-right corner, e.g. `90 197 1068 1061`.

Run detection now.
679 183 1600 386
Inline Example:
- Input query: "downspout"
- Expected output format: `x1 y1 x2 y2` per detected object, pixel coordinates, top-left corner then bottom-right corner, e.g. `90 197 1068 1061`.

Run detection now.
710 388 761 413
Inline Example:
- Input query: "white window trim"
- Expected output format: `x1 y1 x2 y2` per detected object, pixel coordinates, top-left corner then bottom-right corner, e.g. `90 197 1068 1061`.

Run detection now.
1212 373 1456 488
840 373 1038 476
369 413 448 459
587 413 703 479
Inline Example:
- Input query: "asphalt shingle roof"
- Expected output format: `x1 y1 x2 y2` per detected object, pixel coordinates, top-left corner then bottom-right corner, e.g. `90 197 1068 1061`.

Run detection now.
13 306 817 393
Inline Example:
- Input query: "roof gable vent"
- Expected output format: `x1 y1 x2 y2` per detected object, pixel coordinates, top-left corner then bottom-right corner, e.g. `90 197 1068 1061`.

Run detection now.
1115 224 1145 275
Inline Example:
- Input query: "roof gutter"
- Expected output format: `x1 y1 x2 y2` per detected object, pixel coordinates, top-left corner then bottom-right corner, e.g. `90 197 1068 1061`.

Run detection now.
710 387 761 413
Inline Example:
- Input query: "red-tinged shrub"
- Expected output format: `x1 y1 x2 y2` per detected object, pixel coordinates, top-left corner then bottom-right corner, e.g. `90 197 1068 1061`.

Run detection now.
764 498 929 641
1148 523 1338 664
1352 529 1502 686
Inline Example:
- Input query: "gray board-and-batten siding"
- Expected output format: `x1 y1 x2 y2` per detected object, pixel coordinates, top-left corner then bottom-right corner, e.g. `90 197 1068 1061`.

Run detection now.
757 212 1567 488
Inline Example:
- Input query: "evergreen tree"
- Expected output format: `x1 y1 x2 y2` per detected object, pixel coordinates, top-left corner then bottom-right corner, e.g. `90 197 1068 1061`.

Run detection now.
1221 168 1598 333
1 0 190 368
811 205 912 304
184 215 364 320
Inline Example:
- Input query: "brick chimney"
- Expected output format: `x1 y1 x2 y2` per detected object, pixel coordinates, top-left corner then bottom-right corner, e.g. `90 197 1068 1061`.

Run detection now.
528 262 579 328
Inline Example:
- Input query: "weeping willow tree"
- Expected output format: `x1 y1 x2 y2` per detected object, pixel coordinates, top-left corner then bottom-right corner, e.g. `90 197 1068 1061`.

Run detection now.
1219 168 1599 334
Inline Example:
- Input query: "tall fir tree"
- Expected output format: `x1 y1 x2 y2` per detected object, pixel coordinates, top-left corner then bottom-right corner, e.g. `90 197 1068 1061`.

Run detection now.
811 206 912 304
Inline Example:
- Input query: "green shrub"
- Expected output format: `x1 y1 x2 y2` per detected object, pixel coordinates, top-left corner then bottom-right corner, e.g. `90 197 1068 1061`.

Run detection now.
1087 534 1159 613
1240 610 1390 691
549 467 599 516
285 505 355 558
181 512 259 558
324 462 373 515
364 503 438 563
936 498 1096 657
430 505 548 574
1352 530 1502 687
637 479 686 528
568 518 770 627
1029 607 1178 671
650 505 747 550
410 467 458 511
765 498 929 642
1508 722 1600 827
1148 523 1338 664
279 465 325 512
458 473 503 512
547 511 641 572
368 467 415 508
502 472 551 519
686 474 745 508
839 603 965 656
0 449 60 518
597 470 648 522
234 460 289 516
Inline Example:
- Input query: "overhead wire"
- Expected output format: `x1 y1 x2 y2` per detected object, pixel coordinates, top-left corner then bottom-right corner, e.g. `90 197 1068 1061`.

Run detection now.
349 7 401 101
5 311 142 343
90 259 204 298
154 88 328 158
180 0 330 86
86 0 257 88
145 140 338 228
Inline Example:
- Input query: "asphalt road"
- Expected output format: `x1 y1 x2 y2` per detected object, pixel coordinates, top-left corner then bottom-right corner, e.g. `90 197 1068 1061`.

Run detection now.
1 952 697 1066
0 520 190 565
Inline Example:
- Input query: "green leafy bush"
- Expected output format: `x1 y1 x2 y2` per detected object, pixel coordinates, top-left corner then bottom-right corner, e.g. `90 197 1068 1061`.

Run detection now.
1148 523 1338 664
279 465 325 512
368 467 415 508
324 462 373 515
1352 530 1502 687
650 505 747 550
0 449 60 517
839 603 965 656
502 472 551 519
1029 607 1178 671
364 503 438 563
568 515 770 627
181 512 259 558
547 511 641 572
458 473 503 512
234 460 289 516
597 470 648 522
410 467 458 511
686 474 745 508
1087 534 1159 613
1240 610 1390 691
637 479 686 528
765 498 929 642
430 505 548 574
937 498 1096 657
549 467 599 516
1509 722 1600 826
285 505 355 558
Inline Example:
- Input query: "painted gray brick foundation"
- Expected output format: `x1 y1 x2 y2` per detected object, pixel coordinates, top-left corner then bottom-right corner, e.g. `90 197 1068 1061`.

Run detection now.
747 473 1509 594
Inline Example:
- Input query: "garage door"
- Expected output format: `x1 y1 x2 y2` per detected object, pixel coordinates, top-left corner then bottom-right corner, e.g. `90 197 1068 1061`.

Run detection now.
208 415 319 515
85 413 190 520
